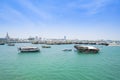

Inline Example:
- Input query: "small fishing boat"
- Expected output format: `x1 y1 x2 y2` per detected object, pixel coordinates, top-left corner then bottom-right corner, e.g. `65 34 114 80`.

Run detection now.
8 43 15 46
32 41 39 44
18 46 40 52
62 49 72 51
42 45 51 48
0 42 5 45
74 45 99 53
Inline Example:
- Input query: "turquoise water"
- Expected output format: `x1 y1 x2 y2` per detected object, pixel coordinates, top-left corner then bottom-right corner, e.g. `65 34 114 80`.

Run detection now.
0 43 120 80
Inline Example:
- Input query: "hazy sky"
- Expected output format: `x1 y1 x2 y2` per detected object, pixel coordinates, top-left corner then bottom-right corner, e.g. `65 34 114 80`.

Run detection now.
0 0 120 40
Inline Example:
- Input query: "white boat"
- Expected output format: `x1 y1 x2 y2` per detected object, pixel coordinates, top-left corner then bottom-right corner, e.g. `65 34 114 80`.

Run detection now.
74 45 99 53
108 42 120 46
18 46 40 52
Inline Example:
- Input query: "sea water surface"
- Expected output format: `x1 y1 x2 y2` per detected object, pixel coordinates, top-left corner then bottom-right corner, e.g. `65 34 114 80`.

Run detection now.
0 43 120 80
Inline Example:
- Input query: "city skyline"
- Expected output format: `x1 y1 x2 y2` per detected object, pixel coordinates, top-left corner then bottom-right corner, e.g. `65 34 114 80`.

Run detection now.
0 0 120 40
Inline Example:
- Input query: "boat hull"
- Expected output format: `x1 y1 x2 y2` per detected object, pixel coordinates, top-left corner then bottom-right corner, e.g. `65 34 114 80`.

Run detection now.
20 50 40 52
0 43 5 45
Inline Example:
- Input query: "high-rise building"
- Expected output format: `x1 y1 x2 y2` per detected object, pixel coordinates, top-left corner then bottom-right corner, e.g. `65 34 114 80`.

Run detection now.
64 36 66 40
6 32 10 40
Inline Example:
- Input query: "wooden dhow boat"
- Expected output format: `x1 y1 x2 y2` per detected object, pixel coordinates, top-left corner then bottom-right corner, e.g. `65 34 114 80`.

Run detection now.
74 45 99 53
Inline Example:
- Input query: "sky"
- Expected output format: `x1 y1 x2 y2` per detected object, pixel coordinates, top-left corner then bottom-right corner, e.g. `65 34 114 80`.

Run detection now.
0 0 120 40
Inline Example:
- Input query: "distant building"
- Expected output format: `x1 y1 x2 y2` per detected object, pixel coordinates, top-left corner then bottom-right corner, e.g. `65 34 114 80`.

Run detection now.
6 32 10 40
28 37 35 40
0 33 10 42
35 36 38 40
64 36 66 40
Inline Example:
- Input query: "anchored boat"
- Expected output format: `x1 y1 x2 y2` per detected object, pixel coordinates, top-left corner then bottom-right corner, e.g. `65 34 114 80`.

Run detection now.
74 45 99 53
62 49 72 51
8 43 15 46
0 42 5 45
42 45 51 48
18 46 40 52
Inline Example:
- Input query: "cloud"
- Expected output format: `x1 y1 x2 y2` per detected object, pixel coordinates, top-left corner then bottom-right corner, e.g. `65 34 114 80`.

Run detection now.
67 0 116 15
0 5 35 26
16 0 52 20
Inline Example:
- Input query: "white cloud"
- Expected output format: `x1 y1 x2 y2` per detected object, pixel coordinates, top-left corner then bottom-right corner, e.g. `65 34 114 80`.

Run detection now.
0 5 35 25
16 0 52 20
67 0 115 15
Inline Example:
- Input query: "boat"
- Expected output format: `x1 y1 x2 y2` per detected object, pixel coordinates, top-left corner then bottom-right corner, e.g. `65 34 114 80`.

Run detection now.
42 45 51 48
18 46 40 52
62 49 72 51
108 42 120 46
8 43 15 46
0 42 5 45
32 41 39 44
97 43 109 46
74 45 99 53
